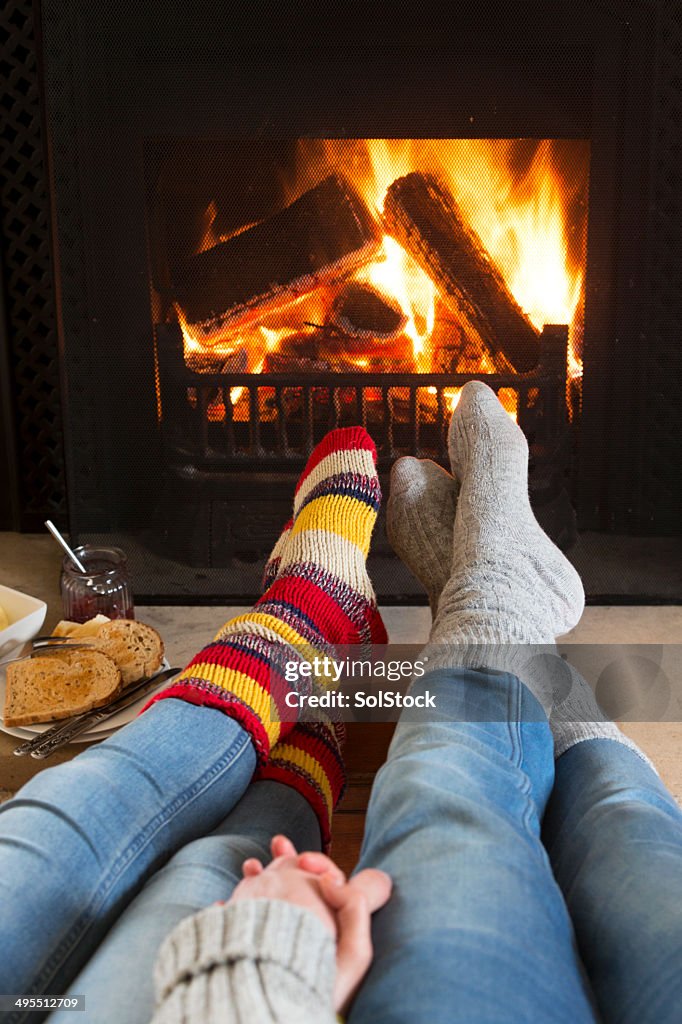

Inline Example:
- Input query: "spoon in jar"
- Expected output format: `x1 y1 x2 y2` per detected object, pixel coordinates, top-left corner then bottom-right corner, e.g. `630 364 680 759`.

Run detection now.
45 520 87 573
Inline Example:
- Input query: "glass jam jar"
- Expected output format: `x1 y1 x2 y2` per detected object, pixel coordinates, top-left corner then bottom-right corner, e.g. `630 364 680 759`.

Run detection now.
60 546 135 623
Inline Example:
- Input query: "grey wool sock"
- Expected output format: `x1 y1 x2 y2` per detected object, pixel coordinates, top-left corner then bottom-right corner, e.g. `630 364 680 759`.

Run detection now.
426 380 586 712
433 381 586 645
390 385 654 768
387 457 459 614
550 667 657 770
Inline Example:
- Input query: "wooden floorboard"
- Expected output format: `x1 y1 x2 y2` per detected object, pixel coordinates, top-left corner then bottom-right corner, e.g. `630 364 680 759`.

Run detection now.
330 723 394 872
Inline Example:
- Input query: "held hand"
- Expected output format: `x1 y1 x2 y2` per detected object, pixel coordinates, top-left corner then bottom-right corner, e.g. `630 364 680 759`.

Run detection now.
316 860 392 1013
229 835 344 936
229 835 392 1014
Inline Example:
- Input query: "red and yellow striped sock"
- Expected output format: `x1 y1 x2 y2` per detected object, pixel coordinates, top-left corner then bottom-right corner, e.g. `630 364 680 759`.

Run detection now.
256 525 350 851
256 716 346 852
143 427 387 762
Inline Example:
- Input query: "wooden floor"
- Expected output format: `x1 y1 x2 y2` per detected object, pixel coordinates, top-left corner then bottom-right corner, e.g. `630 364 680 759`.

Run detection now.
332 723 394 874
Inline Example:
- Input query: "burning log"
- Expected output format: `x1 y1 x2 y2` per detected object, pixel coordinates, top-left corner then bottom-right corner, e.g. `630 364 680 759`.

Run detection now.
275 332 321 361
175 175 381 343
383 172 540 372
322 334 417 373
186 348 248 375
329 283 407 341
262 332 332 373
264 353 332 373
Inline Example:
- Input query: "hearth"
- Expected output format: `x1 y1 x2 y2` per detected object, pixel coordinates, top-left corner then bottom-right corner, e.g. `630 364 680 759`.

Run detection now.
1 1 679 601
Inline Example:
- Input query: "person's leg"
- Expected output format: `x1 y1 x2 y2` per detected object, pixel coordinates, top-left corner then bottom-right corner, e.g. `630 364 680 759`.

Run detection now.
144 426 387 758
355 383 594 1023
0 427 385 1017
51 780 321 1024
349 670 597 1024
53 709 347 1024
386 415 682 1022
0 701 255 1010
543 734 682 1023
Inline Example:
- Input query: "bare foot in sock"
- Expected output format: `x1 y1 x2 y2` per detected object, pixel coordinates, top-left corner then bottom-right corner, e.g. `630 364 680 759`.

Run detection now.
433 381 585 647
387 458 458 614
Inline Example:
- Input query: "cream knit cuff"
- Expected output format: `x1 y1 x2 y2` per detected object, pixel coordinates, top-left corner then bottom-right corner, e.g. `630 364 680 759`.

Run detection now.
153 899 336 1022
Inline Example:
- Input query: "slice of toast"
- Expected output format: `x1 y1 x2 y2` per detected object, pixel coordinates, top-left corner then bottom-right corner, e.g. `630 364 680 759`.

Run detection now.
3 649 122 727
92 620 164 687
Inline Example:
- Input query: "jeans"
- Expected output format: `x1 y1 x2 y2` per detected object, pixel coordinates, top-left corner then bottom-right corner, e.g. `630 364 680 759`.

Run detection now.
52 781 321 1024
1 672 681 1023
349 670 682 1024
0 701 257 1023
544 741 682 1024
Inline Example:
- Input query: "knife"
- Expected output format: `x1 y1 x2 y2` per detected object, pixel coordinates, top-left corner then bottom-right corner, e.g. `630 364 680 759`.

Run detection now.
13 666 180 758
0 636 94 669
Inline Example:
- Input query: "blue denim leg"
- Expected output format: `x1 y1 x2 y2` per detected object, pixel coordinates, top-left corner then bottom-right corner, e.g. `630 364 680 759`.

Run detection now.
0 699 256 1020
543 738 682 1024
349 669 597 1024
49 780 321 1024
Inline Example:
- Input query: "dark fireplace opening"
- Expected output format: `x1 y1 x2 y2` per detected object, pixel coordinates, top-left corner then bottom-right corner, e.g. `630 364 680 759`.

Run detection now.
1 1 679 602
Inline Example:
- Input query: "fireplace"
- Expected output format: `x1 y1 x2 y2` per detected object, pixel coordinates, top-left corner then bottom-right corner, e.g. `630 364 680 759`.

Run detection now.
152 136 585 568
1 1 679 601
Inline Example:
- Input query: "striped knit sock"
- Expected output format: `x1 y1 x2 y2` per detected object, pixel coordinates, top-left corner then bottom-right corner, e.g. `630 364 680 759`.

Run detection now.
262 518 293 591
256 717 347 851
258 523 349 851
144 427 386 761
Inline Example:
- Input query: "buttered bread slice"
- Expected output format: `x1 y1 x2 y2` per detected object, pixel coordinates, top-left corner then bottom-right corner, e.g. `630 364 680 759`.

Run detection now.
3 649 122 727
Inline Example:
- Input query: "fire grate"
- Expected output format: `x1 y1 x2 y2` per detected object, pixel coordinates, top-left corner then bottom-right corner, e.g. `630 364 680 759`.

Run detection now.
157 322 571 471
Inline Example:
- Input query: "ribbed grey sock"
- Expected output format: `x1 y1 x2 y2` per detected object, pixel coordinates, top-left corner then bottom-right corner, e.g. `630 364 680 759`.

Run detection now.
432 381 586 647
387 457 458 614
551 666 657 769
426 381 585 712
390 385 653 767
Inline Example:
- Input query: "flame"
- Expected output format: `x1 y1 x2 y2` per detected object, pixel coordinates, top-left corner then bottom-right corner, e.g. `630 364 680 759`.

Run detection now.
176 138 588 406
368 139 584 377
358 236 436 370
489 164 583 333
440 140 586 379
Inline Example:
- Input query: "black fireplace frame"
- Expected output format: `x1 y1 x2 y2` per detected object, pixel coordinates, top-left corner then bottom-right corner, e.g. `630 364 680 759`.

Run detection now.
1 1 680 600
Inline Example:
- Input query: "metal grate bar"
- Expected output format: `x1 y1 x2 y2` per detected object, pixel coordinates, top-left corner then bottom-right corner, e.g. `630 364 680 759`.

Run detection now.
157 327 572 474
222 386 236 452
248 387 261 455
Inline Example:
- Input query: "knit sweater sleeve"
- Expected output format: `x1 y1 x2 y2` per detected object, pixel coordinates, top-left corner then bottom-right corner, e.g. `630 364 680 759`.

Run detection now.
150 898 338 1024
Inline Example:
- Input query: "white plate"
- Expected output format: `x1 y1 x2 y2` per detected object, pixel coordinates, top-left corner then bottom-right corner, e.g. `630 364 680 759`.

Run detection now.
0 584 47 664
0 658 173 743
1 721 117 744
